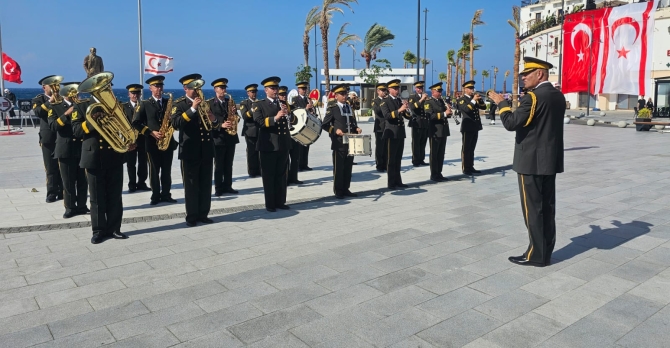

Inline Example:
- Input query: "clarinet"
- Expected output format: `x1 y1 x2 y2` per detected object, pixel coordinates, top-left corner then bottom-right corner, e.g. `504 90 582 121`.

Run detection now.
442 96 460 125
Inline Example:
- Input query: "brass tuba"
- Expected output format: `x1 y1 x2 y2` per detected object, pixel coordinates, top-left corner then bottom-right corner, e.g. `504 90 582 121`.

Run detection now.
78 72 138 153
185 79 213 131
43 75 64 104
225 93 240 136
156 93 174 151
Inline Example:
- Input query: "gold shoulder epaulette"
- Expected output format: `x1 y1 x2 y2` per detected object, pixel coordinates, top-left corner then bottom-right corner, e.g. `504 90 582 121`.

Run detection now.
174 96 186 103
206 97 215 102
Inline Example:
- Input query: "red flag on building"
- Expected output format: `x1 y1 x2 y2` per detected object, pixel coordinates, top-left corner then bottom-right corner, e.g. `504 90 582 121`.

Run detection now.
560 8 607 94
1 53 22 84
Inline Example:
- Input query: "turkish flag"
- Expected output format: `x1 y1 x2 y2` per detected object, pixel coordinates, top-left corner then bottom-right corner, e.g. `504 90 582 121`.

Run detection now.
1 53 22 84
561 9 607 94
596 0 657 95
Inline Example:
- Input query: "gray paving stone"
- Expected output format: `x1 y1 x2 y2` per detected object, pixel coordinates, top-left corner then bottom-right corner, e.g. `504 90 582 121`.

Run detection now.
102 247 175 268
329 238 390 257
190 248 259 270
167 302 262 342
417 287 493 320
25 261 106 285
533 288 611 326
588 246 643 266
558 258 619 281
305 283 383 316
462 255 515 277
616 306 670 348
629 274 670 305
48 301 149 339
468 270 535 297
371 251 433 273
388 335 436 348
290 307 384 347
416 253 477 275
246 332 310 348
265 264 339 290
314 332 375 348
418 310 502 348
70 261 152 287
278 250 345 270
359 285 436 318
36 279 126 308
321 252 389 273
118 263 198 288
0 299 93 336
0 278 76 302
228 304 322 344
102 328 180 348
251 283 331 314
217 264 291 289
366 267 432 293
352 307 442 347
194 281 278 314
579 274 639 299
416 268 484 295
415 229 464 246
375 228 427 244
86 279 176 310
0 297 39 319
520 271 586 300
474 290 550 323
0 276 27 291
483 312 565 348
0 325 52 348
32 327 115 348
141 280 226 312
374 239 430 257
609 259 666 283
106 302 205 340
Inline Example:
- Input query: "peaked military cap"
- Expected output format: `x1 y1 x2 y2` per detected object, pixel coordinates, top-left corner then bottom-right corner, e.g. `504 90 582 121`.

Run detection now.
179 74 202 85
126 84 143 92
296 81 309 88
145 75 165 86
261 76 281 87
429 82 443 91
245 83 258 92
413 81 425 88
521 57 553 75
278 86 288 95
332 83 349 94
211 78 228 88
38 75 57 86
387 79 401 88
376 83 388 90
462 80 476 89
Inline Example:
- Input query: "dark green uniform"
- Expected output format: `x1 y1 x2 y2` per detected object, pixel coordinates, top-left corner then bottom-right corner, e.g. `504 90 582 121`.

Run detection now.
284 100 302 185
424 96 451 181
499 81 565 266
291 94 311 170
33 93 63 201
457 93 485 174
408 92 429 166
240 96 261 177
171 96 216 224
123 101 148 191
380 95 411 189
72 100 126 242
322 100 358 197
49 99 88 217
372 95 387 172
208 96 239 194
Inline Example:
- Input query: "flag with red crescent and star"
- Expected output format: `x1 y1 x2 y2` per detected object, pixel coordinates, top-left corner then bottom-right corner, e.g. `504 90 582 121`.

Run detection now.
1 52 23 84
144 51 174 75
560 8 607 94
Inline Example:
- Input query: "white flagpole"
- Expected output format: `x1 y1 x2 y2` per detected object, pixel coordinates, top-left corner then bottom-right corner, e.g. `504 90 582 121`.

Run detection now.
0 21 7 131
138 0 144 97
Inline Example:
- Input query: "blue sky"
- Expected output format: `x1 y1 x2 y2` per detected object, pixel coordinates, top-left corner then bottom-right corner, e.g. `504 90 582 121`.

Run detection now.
1 0 520 90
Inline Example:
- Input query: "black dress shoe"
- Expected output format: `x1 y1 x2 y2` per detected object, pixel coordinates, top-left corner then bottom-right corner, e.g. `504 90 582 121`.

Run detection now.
112 231 129 239
128 186 137 193
413 163 421 167
162 197 177 203
344 191 358 197
301 167 313 171
289 180 303 185
352 162 358 165
76 207 90 215
150 200 160 205
136 184 151 191
214 190 223 197
376 168 386 172
199 217 214 224
56 194 63 200
91 234 106 244
46 195 57 203
397 183 409 188
266 207 276 212
186 221 197 227
508 256 545 267
225 188 239 194
471 169 482 173
277 204 290 210
463 171 474 175
335 194 345 199
421 161 428 166
63 211 75 219
430 177 443 182
249 174 259 178
388 186 397 190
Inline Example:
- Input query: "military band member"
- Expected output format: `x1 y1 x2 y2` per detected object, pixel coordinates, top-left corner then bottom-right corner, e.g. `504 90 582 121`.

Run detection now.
291 81 313 171
322 84 361 199
123 84 149 193
48 82 88 218
372 83 388 172
408 81 429 167
252 76 292 212
240 84 261 177
208 78 239 196
72 95 133 244
380 79 411 190
457 80 486 175
423 82 452 182
132 75 178 205
33 76 63 203
490 57 565 267
171 74 218 227
279 86 302 185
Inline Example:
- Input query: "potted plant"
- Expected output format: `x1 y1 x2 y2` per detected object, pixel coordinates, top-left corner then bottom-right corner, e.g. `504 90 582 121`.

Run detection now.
636 108 652 131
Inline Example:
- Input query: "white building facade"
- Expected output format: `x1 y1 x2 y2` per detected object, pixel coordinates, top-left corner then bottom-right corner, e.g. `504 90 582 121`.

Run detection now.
519 0 670 112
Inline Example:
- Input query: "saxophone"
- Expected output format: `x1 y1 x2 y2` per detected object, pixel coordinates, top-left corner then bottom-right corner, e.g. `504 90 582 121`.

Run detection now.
157 93 174 151
225 93 240 136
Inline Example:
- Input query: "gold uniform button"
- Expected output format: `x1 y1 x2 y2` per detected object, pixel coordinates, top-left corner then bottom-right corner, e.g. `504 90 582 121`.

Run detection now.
99 140 103 143
99 146 103 149
107 146 111 149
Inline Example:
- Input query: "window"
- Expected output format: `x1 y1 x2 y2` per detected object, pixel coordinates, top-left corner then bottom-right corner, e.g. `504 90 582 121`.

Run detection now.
535 43 540 57
535 12 541 21
554 37 559 53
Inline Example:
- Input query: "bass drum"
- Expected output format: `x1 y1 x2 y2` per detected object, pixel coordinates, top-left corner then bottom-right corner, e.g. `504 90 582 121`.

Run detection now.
290 108 322 146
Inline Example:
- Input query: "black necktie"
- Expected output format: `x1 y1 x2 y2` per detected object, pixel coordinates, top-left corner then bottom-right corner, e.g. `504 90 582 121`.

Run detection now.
157 99 162 110
344 104 350 114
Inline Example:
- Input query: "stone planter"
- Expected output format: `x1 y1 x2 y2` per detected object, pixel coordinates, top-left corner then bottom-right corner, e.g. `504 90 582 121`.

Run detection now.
563 117 571 124
654 124 665 131
587 119 596 126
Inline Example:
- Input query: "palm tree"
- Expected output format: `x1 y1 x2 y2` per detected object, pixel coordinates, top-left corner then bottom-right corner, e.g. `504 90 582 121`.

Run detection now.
470 9 485 80
481 70 489 90
508 6 521 107
319 0 357 91
303 6 320 67
334 23 361 69
438 72 447 84
503 70 510 94
403 50 416 69
446 50 455 96
493 66 499 92
361 23 395 69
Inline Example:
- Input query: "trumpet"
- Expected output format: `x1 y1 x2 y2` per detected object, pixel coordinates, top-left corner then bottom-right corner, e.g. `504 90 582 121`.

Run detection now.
42 75 64 104
185 79 213 131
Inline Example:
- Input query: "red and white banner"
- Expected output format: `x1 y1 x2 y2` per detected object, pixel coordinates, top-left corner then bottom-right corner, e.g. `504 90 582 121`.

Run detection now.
2 53 23 84
144 51 173 75
561 0 658 96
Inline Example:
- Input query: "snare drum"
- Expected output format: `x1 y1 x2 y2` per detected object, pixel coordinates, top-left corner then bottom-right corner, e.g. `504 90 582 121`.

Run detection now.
291 108 322 146
345 134 372 156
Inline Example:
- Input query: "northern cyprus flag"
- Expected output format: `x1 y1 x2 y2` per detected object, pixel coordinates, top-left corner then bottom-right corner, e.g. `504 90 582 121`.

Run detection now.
144 51 174 75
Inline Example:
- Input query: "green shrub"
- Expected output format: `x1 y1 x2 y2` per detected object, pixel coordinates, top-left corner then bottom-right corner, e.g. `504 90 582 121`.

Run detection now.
637 108 651 118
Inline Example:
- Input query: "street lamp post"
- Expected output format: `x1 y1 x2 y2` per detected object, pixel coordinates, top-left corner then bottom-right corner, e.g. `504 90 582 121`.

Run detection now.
491 65 495 91
584 14 595 118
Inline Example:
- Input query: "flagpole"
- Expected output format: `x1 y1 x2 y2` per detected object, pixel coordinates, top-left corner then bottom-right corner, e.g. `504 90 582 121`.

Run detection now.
0 21 7 132
138 0 144 97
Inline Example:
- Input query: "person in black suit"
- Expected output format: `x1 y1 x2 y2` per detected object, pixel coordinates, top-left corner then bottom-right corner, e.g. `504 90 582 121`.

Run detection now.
72 96 133 244
279 86 302 185
132 75 178 205
291 81 313 171
322 84 361 199
208 78 239 196
457 80 486 175
48 82 88 218
123 84 149 193
33 76 63 203
239 84 261 177
372 83 388 172
423 82 452 182
171 74 218 227
488 101 497 125
380 79 411 190
408 81 429 167
490 57 565 267
252 76 292 212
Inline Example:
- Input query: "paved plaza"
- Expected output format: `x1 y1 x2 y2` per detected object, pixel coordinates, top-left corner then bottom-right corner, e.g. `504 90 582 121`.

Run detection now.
1 121 669 347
